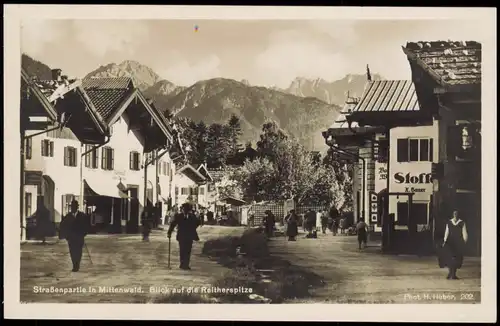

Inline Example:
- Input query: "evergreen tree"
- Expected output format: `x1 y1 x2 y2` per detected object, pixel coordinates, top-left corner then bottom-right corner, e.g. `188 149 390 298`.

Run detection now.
227 114 243 156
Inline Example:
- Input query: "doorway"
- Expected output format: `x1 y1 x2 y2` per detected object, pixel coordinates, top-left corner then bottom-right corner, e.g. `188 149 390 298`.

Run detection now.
127 186 139 233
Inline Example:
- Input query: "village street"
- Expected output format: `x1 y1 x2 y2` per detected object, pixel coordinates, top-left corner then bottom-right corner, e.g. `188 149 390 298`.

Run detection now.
267 231 481 304
21 224 481 304
20 226 245 303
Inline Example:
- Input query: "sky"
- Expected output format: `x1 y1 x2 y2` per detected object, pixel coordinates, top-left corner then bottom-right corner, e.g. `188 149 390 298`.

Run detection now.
21 19 490 89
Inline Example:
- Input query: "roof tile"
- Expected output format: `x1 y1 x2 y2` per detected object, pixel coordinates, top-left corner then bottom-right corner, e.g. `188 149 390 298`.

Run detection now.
403 40 481 86
82 77 134 122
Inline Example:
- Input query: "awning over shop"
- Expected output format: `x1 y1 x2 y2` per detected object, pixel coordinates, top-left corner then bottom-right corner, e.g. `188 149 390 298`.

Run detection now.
84 177 129 199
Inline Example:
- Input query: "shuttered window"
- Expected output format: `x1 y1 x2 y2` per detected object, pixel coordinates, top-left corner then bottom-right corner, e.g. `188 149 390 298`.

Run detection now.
25 192 32 217
25 138 32 160
101 147 114 170
129 151 140 171
63 146 78 167
84 145 99 169
41 139 54 157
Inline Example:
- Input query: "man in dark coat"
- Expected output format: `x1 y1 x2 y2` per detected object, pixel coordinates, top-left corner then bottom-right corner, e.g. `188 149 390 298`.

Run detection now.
167 203 200 270
305 209 316 235
141 203 154 241
59 200 89 272
206 210 214 224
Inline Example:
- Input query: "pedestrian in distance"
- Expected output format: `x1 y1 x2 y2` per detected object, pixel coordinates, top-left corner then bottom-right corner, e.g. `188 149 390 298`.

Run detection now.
59 200 90 272
198 209 205 226
167 202 200 270
141 203 154 242
441 209 468 280
356 218 368 250
263 210 276 238
339 217 346 235
305 209 316 237
285 210 299 241
320 210 329 234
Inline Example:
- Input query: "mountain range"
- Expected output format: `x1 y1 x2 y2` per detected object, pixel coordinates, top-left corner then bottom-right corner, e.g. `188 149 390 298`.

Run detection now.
22 54 380 150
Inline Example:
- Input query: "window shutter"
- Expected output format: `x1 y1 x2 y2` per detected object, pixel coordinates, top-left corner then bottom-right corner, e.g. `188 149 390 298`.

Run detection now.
101 148 106 169
85 148 91 167
397 139 408 162
49 141 54 157
429 139 434 162
41 139 46 156
64 147 68 166
93 147 99 169
110 149 114 170
129 152 133 170
25 138 32 159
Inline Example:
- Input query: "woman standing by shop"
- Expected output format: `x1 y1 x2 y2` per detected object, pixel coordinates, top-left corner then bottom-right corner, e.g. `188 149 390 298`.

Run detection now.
442 210 468 280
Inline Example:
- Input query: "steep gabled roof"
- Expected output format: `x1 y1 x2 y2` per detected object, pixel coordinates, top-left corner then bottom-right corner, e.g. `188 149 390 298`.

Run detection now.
21 68 58 121
196 164 214 182
82 77 173 146
176 164 207 184
402 40 481 87
82 77 135 122
21 68 110 143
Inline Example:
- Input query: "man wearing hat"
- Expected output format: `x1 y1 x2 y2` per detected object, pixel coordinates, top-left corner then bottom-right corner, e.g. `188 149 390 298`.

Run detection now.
59 199 90 272
167 202 200 270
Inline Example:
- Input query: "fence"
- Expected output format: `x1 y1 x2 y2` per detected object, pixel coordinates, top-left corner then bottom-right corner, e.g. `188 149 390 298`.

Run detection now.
248 201 328 226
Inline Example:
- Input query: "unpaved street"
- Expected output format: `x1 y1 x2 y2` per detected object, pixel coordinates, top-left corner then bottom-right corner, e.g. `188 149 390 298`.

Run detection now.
267 232 481 303
20 226 244 303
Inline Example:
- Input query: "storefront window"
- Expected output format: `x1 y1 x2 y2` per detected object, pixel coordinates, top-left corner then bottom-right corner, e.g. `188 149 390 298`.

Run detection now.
396 202 428 226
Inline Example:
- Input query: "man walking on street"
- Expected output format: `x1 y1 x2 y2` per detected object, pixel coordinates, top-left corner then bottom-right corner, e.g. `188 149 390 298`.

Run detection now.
59 200 89 272
167 203 200 270
141 203 154 241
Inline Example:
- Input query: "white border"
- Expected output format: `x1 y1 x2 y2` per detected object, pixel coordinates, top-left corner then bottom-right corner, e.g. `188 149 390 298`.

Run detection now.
3 5 497 322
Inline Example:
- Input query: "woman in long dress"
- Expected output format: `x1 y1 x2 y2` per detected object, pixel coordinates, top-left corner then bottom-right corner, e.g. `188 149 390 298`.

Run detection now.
442 210 468 280
285 210 299 241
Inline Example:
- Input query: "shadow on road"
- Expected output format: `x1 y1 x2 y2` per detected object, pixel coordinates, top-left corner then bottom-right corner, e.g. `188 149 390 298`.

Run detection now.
201 228 327 303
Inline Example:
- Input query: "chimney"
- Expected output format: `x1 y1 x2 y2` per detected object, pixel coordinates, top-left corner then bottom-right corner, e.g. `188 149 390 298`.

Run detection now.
366 64 372 82
51 69 62 82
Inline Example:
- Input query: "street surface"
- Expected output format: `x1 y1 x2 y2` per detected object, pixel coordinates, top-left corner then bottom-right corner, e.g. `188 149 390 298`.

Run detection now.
20 226 244 303
20 226 481 304
268 231 481 303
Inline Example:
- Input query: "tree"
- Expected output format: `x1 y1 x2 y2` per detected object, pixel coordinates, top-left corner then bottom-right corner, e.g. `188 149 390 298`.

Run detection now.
226 114 243 156
206 123 231 168
232 157 277 202
256 121 288 161
193 121 209 164
322 148 354 212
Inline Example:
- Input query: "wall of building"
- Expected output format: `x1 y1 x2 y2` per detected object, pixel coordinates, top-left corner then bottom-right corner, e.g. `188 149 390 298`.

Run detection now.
23 112 168 230
157 155 175 217
174 173 207 208
388 120 439 231
25 128 82 223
